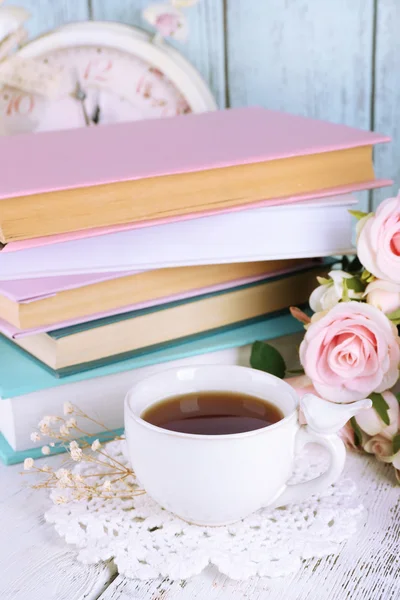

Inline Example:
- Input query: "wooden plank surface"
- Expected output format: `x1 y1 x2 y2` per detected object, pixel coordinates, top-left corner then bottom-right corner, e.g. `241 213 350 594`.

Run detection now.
76 453 400 600
91 0 226 107
0 454 116 600
372 0 400 209
2 0 89 38
225 0 375 211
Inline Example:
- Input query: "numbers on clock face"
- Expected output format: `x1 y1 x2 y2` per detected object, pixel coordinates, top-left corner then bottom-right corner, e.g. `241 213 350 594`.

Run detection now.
0 45 192 135
83 58 113 83
5 92 35 116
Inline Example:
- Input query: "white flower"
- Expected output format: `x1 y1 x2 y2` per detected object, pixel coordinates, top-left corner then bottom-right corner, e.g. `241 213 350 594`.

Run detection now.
59 424 70 436
70 447 83 462
69 440 79 450
23 457 34 470
41 445 51 455
309 270 363 312
355 391 400 439
53 495 68 505
38 421 50 435
30 432 40 442
91 439 101 452
66 418 77 429
365 279 400 315
103 480 112 492
55 468 71 481
63 401 74 415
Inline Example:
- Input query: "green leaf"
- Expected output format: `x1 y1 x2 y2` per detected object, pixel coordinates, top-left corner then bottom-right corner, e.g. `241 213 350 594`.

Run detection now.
346 277 365 293
316 276 332 286
348 209 369 220
386 308 400 322
395 393 400 406
393 433 400 455
369 392 390 426
286 368 305 375
361 269 372 281
250 341 286 379
342 278 350 302
350 417 363 447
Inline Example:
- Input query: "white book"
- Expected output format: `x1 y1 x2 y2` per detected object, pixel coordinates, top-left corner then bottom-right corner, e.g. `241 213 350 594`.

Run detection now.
0 196 356 280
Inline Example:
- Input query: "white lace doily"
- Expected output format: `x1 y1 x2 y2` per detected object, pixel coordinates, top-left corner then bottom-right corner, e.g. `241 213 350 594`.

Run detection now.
45 440 363 581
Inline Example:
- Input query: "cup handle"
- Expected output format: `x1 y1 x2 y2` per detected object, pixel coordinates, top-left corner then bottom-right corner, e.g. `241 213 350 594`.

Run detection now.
270 425 346 508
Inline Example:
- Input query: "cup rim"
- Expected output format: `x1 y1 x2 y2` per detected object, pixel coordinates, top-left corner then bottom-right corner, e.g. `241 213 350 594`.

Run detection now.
125 364 299 440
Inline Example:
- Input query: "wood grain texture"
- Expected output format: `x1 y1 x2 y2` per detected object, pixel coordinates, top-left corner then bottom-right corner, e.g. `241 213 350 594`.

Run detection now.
225 0 375 211
372 0 400 209
0 454 117 600
2 0 89 38
91 0 226 107
95 453 400 600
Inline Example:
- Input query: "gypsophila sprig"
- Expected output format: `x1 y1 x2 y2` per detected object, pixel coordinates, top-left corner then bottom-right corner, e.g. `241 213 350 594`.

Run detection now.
21 402 144 504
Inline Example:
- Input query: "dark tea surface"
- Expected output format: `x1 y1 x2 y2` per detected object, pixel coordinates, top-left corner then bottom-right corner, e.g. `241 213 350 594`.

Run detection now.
141 391 284 435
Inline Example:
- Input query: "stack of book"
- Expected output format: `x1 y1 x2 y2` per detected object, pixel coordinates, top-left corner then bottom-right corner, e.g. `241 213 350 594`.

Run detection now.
0 107 391 464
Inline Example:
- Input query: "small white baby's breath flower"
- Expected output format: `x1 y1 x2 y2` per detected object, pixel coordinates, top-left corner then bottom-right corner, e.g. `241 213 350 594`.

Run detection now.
30 432 41 442
103 480 112 492
91 439 101 452
59 424 70 436
53 495 68 505
63 402 74 415
41 445 51 455
70 447 83 462
69 440 79 450
24 457 34 470
49 442 55 447
66 418 77 429
55 468 69 480
38 421 50 435
73 473 84 484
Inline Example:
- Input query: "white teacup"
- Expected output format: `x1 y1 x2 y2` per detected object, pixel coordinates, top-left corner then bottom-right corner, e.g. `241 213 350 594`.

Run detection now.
124 365 370 526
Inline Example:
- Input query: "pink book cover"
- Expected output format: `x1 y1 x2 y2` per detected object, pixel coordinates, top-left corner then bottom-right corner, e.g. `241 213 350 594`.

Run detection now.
0 106 391 251
0 260 318 338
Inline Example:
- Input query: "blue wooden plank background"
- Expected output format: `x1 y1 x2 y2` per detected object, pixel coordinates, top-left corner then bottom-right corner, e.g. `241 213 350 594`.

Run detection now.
3 0 399 210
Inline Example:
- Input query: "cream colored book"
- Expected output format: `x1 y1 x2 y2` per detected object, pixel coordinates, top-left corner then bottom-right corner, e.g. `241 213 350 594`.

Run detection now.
13 267 325 374
0 258 305 329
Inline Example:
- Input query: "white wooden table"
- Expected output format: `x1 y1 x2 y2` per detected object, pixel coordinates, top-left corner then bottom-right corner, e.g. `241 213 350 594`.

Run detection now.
1 442 399 600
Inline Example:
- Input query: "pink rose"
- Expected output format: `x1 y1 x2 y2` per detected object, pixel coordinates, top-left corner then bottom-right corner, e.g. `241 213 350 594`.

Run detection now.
357 196 400 284
299 302 400 403
355 390 399 438
338 421 366 450
155 12 181 36
393 450 400 470
363 435 393 462
365 279 400 314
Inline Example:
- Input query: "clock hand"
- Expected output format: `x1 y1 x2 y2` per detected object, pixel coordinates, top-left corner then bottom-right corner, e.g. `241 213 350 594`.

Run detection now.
91 103 101 125
72 80 91 127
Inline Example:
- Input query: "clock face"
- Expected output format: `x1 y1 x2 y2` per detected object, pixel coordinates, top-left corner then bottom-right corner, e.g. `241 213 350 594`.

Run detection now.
0 44 192 135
